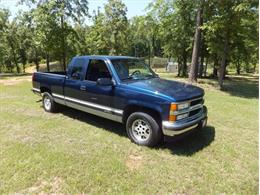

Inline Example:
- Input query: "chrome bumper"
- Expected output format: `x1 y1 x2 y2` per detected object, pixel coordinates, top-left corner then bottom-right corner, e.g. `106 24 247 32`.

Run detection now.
162 106 208 137
31 88 41 96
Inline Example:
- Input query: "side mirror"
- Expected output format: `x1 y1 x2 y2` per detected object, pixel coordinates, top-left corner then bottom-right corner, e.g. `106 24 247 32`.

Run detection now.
97 78 114 86
71 72 80 80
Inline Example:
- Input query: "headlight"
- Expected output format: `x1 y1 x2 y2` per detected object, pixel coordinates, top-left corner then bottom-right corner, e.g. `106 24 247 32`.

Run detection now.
178 102 189 110
169 102 190 122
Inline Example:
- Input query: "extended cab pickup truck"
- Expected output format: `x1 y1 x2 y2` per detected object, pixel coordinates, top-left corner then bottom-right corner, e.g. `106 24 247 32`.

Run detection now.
32 56 207 146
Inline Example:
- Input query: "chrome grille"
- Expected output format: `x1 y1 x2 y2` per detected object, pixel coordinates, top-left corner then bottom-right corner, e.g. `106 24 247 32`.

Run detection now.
189 108 201 117
175 97 204 122
189 97 203 118
190 98 203 107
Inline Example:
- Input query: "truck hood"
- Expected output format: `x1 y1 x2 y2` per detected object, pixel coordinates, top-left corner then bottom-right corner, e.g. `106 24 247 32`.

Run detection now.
125 77 204 102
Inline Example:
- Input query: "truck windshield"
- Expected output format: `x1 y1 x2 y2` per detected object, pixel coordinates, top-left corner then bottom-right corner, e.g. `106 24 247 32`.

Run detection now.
111 59 157 81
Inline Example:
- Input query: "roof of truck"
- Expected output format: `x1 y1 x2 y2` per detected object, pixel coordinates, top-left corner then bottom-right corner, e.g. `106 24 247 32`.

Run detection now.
75 55 137 60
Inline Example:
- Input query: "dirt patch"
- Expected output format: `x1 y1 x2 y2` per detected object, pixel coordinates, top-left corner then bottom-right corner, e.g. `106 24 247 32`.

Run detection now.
125 154 144 171
16 177 64 194
0 76 31 86
25 66 36 73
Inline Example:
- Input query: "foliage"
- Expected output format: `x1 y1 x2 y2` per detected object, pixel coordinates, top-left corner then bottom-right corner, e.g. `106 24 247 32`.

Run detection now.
0 0 258 87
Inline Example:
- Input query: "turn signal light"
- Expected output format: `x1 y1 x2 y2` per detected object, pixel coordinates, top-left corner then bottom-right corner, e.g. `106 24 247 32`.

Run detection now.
169 103 177 121
169 115 176 122
170 103 177 111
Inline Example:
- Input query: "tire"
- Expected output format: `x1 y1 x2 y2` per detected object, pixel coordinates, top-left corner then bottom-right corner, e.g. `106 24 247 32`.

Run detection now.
126 112 162 147
42 92 58 113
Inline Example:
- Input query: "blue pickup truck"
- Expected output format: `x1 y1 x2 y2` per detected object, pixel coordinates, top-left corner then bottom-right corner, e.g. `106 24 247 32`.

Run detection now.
32 56 207 146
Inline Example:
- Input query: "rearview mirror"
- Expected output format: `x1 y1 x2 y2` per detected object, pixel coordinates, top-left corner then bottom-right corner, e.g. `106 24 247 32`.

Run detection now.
97 78 114 86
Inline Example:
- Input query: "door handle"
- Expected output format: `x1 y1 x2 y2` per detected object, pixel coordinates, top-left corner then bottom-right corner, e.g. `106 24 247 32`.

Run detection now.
80 86 86 91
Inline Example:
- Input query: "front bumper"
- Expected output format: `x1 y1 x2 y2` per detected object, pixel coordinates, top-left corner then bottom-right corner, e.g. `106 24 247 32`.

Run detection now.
162 106 208 137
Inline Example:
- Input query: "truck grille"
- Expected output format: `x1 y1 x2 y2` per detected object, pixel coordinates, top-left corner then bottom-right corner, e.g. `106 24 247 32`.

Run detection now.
189 108 201 117
190 98 203 107
188 97 203 119
175 97 204 122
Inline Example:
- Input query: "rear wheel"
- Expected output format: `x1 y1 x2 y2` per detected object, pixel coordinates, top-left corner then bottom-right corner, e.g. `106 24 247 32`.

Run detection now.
42 92 58 113
126 112 162 147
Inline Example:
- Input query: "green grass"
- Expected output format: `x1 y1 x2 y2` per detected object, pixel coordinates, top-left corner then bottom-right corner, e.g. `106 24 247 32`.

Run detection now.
0 73 258 194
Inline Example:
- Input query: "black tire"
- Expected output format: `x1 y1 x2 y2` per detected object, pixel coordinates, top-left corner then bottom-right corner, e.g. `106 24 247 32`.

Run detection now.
42 92 58 113
126 112 162 147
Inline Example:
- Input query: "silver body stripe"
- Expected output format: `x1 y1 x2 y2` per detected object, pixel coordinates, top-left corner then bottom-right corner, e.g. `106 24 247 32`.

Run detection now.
52 93 65 100
33 90 123 122
65 101 122 123
52 93 123 115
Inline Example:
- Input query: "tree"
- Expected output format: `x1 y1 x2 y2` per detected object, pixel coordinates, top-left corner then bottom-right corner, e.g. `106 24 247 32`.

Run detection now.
189 1 204 83
104 0 128 55
85 11 111 55
149 0 195 76
203 0 258 88
129 15 159 64
0 8 10 72
21 0 89 70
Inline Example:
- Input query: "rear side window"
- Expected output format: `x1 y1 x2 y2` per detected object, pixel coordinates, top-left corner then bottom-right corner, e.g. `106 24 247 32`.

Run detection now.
85 60 111 82
71 58 85 80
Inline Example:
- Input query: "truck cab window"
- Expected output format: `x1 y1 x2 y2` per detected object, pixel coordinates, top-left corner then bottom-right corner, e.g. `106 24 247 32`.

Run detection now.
71 66 82 80
85 60 111 81
70 58 85 80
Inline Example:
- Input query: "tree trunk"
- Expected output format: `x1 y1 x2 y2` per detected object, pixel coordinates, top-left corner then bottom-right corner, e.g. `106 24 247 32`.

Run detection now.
199 55 204 78
182 50 187 77
61 15 66 71
114 31 119 55
199 30 204 78
212 57 218 77
35 52 39 72
189 6 203 83
253 64 256 73
223 60 229 78
235 59 240 75
177 57 181 77
13 55 19 73
46 52 50 72
218 34 229 89
203 57 208 77
11 48 19 73
8 38 19 73
152 34 155 57
148 42 151 67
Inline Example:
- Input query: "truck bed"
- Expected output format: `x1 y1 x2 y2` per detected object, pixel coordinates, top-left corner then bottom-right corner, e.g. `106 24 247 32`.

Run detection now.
32 71 67 96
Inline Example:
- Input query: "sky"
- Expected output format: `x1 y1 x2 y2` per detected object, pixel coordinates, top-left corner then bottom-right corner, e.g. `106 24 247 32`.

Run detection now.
0 0 153 23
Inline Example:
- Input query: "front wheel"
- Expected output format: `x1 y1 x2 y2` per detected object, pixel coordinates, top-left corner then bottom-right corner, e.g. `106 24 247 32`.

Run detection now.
42 92 58 113
126 112 162 147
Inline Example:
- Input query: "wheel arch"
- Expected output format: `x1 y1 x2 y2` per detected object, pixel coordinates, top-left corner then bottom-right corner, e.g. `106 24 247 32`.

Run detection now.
40 86 51 94
122 104 162 125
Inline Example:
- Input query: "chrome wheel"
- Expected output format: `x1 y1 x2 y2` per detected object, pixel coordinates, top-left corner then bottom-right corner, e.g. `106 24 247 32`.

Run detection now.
131 119 151 141
44 96 51 111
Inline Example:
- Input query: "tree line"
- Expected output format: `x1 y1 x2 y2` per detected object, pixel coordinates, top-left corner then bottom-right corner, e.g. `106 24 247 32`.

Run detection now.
0 0 258 88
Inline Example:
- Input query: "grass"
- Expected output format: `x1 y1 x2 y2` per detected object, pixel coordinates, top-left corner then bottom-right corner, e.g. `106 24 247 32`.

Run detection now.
0 71 258 194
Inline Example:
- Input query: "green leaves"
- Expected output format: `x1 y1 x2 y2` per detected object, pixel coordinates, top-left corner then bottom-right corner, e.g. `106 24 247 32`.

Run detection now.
0 0 257 79
104 0 128 55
